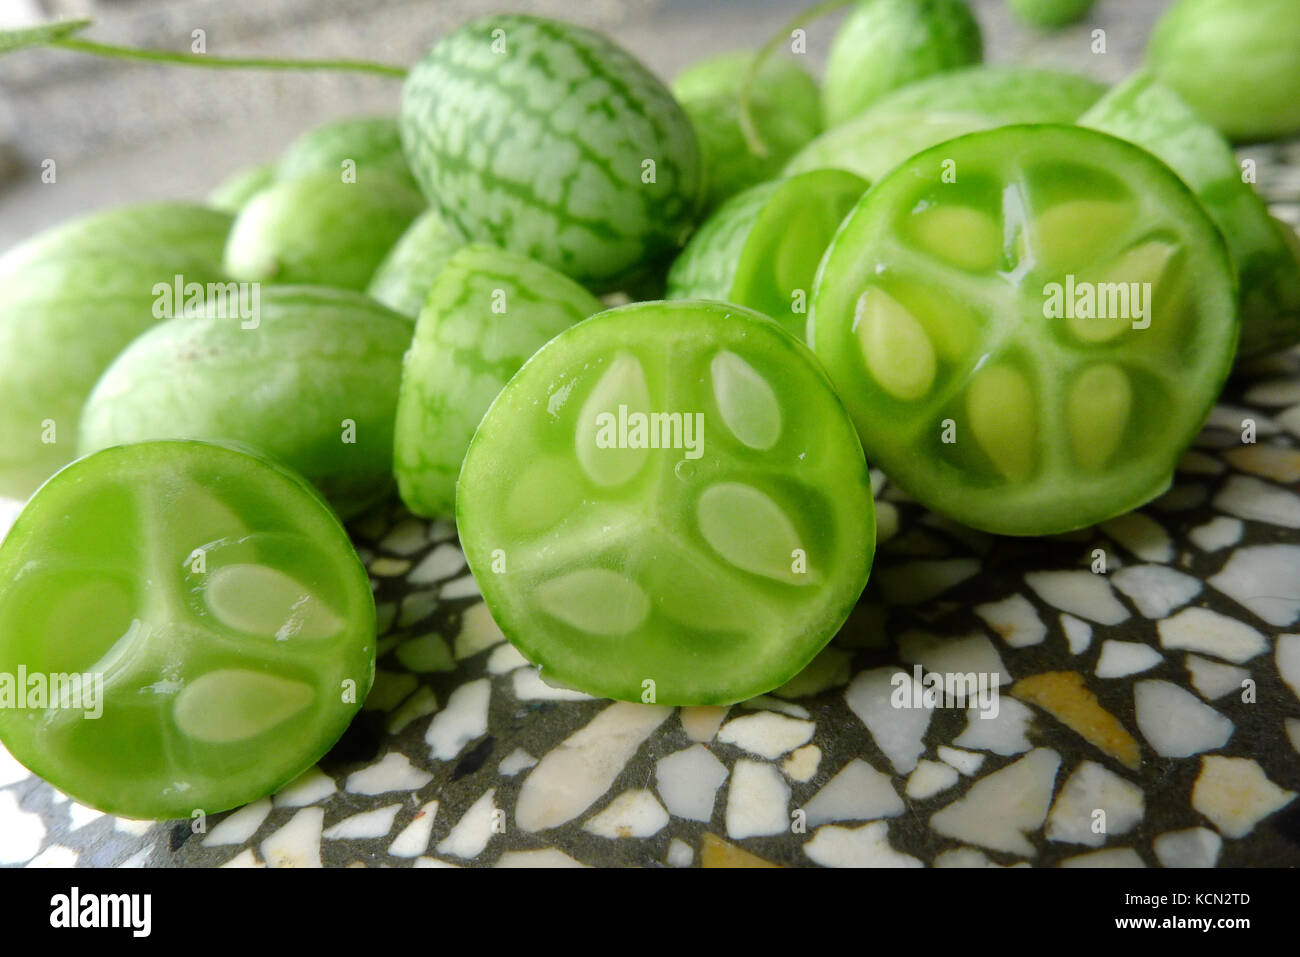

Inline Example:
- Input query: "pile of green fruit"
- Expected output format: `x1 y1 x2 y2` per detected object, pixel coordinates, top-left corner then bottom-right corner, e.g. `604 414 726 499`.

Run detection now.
0 0 1297 819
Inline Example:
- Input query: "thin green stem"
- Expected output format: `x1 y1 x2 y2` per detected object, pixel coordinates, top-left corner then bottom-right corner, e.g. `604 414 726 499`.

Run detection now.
47 37 407 77
738 0 854 156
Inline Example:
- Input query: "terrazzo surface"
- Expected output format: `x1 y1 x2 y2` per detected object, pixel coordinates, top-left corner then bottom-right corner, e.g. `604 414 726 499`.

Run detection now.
2 333 1299 867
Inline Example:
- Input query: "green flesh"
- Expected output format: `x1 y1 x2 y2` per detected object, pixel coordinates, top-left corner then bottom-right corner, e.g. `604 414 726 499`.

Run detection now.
223 170 424 291
786 66 1106 182
666 169 869 339
457 300 875 705
822 0 983 128
810 124 1238 536
366 210 466 318
1147 0 1300 142
394 245 603 519
672 52 822 210
1080 71 1300 358
0 203 233 498
399 14 703 291
79 286 413 519
0 441 375 819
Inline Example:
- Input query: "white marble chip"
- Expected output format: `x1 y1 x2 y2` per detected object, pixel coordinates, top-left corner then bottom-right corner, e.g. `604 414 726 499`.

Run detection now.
877 558 980 604
324 804 402 840
953 697 1035 755
975 593 1047 648
454 602 507 659
1188 516 1244 552
437 789 498 859
1156 606 1269 663
1279 402 1300 438
408 543 466 584
1244 378 1300 406
389 801 438 858
378 517 428 556
1184 655 1249 701
1101 513 1174 563
260 807 323 868
804 822 923 868
0 742 29 787
679 706 729 742
844 667 932 774
346 752 433 795
1134 680 1233 757
930 748 1061 856
906 760 960 799
898 630 1010 685
26 846 78 868
1025 570 1130 625
203 798 271 846
439 574 481 600
426 678 491 761
1286 718 1300 755
1208 544 1300 626
496 848 587 868
1110 565 1201 619
386 686 439 735
1061 614 1093 654
512 668 594 701
398 589 438 627
1059 848 1145 868
783 743 822 782
1192 756 1296 838
725 759 790 839
67 802 104 832
1207 404 1281 435
1046 761 1144 847
515 703 672 832
487 642 530 675
1213 475 1300 528
585 790 669 838
937 746 985 776
1278 634 1300 702
498 748 538 776
220 849 263 868
933 847 1005 868
804 759 904 826
0 791 44 865
1153 827 1221 868
656 745 727 822
666 839 693 868
718 711 815 758
739 696 810 719
1095 640 1163 678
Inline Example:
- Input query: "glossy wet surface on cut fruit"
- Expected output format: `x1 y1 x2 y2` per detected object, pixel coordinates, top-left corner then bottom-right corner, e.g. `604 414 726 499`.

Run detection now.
0 442 375 819
457 301 874 705
812 125 1238 535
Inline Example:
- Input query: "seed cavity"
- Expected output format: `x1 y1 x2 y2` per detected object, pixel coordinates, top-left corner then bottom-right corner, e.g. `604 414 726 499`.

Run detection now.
909 205 1002 273
855 287 937 401
697 482 807 585
575 353 651 487
534 568 650 636
711 350 781 450
206 564 344 640
966 363 1037 481
1067 364 1132 470
506 456 581 534
1032 199 1134 274
173 669 314 744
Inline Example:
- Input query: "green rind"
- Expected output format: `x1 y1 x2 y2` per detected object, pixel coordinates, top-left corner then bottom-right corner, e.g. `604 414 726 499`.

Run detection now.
672 52 821 210
223 170 425 290
207 162 277 214
1081 71 1300 358
1147 0 1300 142
786 66 1107 181
0 203 233 498
278 114 419 191
394 244 603 518
667 170 869 339
0 439 375 819
366 209 465 318
822 0 983 127
399 14 703 291
78 286 413 518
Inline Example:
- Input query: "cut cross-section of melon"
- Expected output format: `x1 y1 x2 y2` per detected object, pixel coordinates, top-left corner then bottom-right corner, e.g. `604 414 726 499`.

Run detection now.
855 287 937 401
575 353 652 487
534 568 651 636
697 482 808 585
908 205 1002 273
174 669 315 744
1067 364 1132 470
711 350 781 450
206 563 344 640
967 363 1037 481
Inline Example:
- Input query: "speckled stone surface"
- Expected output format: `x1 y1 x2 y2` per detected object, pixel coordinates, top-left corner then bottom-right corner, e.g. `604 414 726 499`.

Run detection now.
1 0 1299 869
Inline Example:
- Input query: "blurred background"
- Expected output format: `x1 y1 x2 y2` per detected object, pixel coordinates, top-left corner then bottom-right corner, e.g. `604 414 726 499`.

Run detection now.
0 0 1170 248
